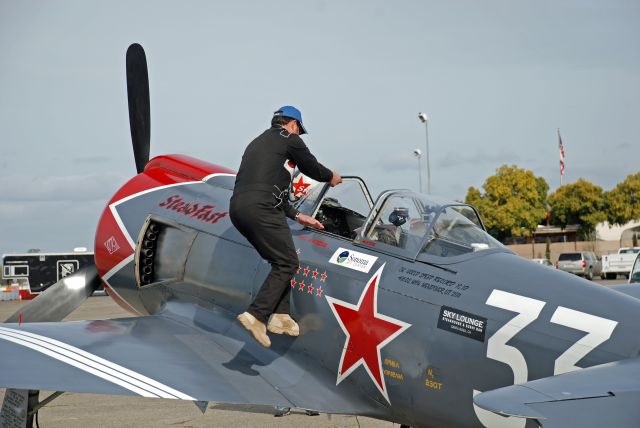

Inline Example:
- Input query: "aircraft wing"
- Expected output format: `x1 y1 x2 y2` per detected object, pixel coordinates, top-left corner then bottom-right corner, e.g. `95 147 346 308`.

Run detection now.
0 308 377 415
473 356 640 428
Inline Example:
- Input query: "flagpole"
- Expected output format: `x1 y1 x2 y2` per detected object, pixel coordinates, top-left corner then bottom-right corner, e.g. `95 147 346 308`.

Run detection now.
558 128 561 186
558 128 564 186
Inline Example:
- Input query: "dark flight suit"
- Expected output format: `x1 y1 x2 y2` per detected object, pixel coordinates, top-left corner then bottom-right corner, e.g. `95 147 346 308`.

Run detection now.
230 126 333 323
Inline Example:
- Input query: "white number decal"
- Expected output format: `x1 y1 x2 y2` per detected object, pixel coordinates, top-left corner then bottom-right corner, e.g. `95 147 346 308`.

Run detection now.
473 291 619 428
473 290 546 428
483 290 547 384
550 306 618 375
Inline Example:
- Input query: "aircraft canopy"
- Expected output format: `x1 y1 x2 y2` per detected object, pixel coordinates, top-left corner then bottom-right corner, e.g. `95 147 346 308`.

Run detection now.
359 190 504 260
294 176 504 262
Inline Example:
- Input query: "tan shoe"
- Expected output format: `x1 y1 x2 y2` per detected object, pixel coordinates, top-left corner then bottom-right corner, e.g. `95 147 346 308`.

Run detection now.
267 313 300 336
237 312 271 348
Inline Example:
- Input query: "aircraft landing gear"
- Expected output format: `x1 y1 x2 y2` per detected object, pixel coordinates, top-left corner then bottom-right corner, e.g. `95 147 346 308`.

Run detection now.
0 389 65 428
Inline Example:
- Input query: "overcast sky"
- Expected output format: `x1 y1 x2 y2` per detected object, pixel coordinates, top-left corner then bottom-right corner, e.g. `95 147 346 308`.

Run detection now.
0 0 638 254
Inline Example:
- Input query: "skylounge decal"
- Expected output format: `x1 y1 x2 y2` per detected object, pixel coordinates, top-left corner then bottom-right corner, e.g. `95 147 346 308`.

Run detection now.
437 306 487 342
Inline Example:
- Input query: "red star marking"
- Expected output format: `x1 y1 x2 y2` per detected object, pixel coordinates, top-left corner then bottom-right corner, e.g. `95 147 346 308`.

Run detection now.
296 265 301 274
291 279 297 288
303 266 310 277
325 264 411 404
307 283 314 294
292 175 311 197
316 286 323 297
320 271 328 282
312 269 319 279
298 280 306 291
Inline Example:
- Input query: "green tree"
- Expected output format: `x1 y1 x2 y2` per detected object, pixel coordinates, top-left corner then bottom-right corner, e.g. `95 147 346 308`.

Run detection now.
603 172 640 226
548 178 606 239
465 165 549 241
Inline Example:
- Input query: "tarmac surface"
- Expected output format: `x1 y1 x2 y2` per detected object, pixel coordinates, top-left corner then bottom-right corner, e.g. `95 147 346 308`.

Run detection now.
0 277 630 427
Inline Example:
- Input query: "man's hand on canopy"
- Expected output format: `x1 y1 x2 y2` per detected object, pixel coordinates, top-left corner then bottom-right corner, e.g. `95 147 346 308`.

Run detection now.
330 171 342 187
296 213 324 230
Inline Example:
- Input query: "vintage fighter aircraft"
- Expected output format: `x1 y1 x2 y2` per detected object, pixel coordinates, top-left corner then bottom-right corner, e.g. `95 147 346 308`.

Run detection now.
2 44 640 428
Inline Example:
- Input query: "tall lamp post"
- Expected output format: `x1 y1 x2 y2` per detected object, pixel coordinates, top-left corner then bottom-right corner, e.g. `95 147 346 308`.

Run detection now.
418 112 431 194
413 149 423 193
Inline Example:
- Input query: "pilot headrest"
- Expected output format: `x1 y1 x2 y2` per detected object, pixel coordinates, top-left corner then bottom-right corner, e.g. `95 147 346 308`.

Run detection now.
389 207 409 227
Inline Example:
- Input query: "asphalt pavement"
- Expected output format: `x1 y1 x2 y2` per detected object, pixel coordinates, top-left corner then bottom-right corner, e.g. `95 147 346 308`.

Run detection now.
593 277 629 286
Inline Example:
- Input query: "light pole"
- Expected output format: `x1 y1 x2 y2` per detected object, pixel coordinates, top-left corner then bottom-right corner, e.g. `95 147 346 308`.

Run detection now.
413 149 423 193
418 112 431 194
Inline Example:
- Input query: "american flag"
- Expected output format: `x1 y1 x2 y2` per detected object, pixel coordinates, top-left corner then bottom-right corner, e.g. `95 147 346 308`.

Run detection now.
558 129 565 184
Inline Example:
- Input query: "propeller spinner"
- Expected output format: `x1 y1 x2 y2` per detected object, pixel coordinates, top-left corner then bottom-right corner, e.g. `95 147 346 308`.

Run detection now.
126 43 151 174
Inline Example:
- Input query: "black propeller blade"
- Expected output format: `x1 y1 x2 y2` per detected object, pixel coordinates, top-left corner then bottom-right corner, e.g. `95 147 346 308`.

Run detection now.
126 43 151 174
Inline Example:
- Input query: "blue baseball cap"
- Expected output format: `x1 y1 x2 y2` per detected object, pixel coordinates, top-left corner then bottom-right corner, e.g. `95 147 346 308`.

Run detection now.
273 105 307 134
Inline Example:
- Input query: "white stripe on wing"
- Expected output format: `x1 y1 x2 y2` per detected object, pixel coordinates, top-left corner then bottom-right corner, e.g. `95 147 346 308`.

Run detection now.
0 326 195 400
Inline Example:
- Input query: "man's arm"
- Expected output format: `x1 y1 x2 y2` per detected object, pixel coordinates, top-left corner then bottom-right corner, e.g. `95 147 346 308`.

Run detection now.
287 137 333 182
283 204 324 229
282 203 299 220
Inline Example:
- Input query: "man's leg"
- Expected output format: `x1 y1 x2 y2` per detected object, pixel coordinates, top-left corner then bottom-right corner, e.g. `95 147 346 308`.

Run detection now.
273 283 291 314
230 197 299 341
245 223 298 323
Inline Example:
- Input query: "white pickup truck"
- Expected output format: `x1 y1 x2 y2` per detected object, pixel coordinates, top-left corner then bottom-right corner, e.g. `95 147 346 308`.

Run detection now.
602 247 640 279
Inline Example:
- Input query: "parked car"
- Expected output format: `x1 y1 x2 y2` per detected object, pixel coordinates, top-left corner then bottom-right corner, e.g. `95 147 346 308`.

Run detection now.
630 252 640 284
556 251 602 280
531 258 553 267
602 247 640 280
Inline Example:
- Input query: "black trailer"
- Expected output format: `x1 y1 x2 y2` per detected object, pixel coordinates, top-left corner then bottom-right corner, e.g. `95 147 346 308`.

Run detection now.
2 251 95 298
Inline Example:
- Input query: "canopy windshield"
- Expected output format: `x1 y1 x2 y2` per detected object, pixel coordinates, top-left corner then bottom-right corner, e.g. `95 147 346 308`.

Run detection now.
360 191 503 259
293 181 503 260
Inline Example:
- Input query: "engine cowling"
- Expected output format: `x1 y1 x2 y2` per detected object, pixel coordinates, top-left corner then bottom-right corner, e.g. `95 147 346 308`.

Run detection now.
94 154 234 314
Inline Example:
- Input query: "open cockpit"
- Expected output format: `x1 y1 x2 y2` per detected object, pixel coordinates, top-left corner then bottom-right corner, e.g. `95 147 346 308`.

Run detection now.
290 173 504 262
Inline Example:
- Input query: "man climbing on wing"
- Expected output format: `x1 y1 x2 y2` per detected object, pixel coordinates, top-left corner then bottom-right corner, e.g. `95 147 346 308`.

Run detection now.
230 106 342 348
